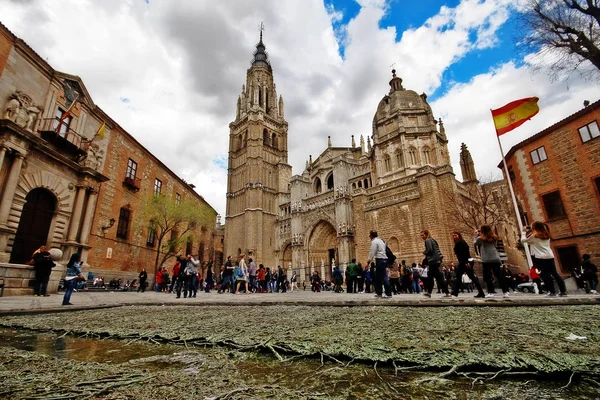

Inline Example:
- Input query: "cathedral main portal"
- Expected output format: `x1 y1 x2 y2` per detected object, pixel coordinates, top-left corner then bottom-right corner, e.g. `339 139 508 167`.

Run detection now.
307 220 337 281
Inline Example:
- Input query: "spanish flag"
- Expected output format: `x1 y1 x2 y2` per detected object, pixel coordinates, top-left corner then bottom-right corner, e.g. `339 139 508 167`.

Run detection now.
96 122 106 140
491 97 539 136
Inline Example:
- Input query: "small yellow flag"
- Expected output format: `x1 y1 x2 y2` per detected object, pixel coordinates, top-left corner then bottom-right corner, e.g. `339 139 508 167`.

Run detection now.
96 122 106 140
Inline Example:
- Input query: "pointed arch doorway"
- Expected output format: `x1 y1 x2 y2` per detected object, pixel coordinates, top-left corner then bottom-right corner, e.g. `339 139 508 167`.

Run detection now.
10 188 57 264
308 220 337 281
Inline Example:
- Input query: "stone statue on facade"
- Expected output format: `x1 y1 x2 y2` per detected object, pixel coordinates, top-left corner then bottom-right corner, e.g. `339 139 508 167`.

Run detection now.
83 142 105 170
3 91 43 132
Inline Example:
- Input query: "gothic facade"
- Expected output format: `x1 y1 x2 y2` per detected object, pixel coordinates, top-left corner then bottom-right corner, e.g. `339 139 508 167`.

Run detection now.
226 36 526 280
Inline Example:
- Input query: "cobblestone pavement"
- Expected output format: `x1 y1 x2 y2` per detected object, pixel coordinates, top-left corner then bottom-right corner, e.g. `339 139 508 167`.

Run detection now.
0 288 599 314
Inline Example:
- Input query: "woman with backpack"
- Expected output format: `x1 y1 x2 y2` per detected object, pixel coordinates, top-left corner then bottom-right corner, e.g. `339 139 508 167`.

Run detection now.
420 230 450 297
475 225 510 298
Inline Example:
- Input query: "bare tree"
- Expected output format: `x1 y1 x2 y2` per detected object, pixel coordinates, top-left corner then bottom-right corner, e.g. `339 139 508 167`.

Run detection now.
141 194 213 276
519 0 600 80
442 174 514 233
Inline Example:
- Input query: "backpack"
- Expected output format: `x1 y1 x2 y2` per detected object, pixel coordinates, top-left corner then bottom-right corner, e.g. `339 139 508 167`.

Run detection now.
403 265 412 276
385 245 396 266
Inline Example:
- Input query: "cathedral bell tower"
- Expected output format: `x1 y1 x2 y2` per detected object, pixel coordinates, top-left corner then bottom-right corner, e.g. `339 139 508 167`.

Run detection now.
224 27 291 265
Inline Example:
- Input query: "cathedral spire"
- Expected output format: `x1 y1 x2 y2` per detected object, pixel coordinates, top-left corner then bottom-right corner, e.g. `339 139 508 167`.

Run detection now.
251 22 271 70
460 143 478 184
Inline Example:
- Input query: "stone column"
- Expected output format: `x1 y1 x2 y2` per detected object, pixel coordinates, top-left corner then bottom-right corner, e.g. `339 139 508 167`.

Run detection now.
79 189 98 245
66 186 87 242
0 153 24 226
0 146 8 186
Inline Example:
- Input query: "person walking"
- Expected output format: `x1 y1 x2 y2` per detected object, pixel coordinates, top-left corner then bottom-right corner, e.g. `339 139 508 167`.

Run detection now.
451 232 485 298
290 271 299 292
581 254 598 294
235 257 249 294
32 246 55 297
247 257 257 293
170 260 181 293
62 253 82 306
356 263 365 293
521 222 567 297
138 268 148 292
277 265 287 293
413 263 422 294
218 256 235 294
183 255 200 298
346 259 357 293
421 230 450 298
475 225 510 298
367 231 392 299
389 262 401 295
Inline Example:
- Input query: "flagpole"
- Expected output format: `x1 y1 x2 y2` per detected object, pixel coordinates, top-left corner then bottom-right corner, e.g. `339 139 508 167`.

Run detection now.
495 130 533 268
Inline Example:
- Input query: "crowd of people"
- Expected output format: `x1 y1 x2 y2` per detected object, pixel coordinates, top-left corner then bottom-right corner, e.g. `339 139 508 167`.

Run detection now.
132 220 597 300
23 218 598 306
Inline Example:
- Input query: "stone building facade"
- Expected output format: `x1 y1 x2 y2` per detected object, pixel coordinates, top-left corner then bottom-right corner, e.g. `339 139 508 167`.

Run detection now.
226 35 526 281
0 22 219 295
502 100 600 274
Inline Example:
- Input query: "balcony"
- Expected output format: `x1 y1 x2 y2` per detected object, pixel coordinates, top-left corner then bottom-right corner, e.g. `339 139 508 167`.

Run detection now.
123 175 141 192
38 118 90 158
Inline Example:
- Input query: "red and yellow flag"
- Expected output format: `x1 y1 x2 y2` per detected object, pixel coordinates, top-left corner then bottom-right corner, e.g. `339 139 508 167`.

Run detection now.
491 97 539 136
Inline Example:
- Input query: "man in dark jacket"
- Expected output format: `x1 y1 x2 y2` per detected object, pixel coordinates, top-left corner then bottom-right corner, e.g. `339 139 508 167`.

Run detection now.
137 268 148 292
581 254 598 294
33 247 55 296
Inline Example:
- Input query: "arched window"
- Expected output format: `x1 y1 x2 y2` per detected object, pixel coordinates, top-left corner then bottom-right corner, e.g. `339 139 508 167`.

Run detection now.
358 181 362 188
352 183 356 189
363 178 369 189
265 92 269 111
326 173 334 190
258 88 262 107
314 177 322 194
409 148 417 165
396 150 403 169
272 133 278 149
384 155 391 172
422 148 431 164
263 129 270 146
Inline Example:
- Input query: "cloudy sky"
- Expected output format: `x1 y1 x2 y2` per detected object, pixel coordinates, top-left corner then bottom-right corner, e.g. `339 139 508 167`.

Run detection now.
1 0 598 217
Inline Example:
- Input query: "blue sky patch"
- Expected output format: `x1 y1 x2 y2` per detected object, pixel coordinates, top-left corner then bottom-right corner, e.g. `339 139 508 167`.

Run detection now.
213 155 228 170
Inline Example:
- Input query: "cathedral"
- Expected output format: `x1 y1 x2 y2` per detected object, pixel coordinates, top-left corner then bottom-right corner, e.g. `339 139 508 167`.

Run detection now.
225 33 523 281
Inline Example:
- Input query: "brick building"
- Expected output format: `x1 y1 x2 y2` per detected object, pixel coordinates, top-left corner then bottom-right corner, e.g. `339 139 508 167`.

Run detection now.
502 100 600 274
227 33 527 281
0 21 219 295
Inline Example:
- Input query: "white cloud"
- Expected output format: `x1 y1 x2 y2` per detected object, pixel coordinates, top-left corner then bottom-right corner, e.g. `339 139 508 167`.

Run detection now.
1 0 596 219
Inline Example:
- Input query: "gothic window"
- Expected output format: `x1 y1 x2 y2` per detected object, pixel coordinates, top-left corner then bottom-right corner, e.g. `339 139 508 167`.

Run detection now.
266 92 269 111
314 177 322 194
409 148 417 165
263 129 270 146
358 181 362 188
384 155 391 172
243 131 248 147
396 151 403 169
327 173 334 190
422 148 431 165
352 183 356 189
364 178 369 189
272 133 278 149
258 88 262 107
